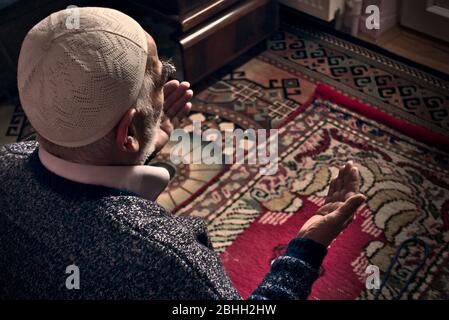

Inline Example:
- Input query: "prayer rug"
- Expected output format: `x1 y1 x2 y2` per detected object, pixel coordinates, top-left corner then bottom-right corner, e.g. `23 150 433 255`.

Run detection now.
176 84 449 300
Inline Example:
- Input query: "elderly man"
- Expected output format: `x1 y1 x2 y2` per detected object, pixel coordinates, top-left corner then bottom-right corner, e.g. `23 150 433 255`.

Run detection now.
0 7 366 299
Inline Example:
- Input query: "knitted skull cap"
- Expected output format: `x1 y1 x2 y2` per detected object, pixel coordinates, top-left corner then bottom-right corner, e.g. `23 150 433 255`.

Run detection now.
17 7 149 147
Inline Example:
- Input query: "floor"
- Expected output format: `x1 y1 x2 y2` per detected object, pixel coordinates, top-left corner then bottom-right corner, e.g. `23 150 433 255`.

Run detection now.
358 26 449 76
170 25 449 299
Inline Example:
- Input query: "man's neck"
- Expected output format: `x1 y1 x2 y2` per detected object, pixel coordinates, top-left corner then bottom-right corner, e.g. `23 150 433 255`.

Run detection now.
38 147 170 201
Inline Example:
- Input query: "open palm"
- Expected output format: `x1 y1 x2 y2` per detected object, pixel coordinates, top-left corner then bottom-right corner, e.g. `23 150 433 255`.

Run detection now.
298 161 366 247
153 80 193 153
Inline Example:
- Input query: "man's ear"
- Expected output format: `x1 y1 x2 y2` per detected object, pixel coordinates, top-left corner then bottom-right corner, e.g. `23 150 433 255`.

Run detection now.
116 108 140 153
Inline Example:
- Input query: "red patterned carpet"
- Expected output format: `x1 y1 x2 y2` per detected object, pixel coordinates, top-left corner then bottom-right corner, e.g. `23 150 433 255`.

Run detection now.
1 23 449 300
154 24 449 211
177 84 449 299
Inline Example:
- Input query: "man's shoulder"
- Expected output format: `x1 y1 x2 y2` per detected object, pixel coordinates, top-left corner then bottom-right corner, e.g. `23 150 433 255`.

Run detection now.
0 141 38 181
100 195 207 246
0 140 38 158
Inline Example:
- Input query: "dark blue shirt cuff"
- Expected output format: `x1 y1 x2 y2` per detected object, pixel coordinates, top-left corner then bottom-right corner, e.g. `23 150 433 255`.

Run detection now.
285 237 327 269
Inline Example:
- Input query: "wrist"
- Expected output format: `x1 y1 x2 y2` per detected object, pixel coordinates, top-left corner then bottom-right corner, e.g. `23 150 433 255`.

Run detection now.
285 237 327 269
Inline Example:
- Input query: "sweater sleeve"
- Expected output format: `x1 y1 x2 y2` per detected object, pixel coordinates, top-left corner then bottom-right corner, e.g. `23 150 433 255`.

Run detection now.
248 237 327 300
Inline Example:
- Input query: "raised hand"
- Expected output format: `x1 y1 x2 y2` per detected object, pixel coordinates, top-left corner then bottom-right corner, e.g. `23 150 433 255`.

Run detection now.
298 161 366 247
161 80 193 132
153 80 193 153
325 161 360 204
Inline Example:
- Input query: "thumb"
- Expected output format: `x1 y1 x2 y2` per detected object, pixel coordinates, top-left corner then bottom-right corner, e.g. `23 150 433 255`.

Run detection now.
328 193 366 225
163 80 179 99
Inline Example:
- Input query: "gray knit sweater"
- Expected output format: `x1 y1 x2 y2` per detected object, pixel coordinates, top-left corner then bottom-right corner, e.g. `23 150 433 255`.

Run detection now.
0 141 326 299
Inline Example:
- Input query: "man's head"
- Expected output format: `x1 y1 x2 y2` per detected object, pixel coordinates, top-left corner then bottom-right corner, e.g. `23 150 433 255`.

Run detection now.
17 7 175 165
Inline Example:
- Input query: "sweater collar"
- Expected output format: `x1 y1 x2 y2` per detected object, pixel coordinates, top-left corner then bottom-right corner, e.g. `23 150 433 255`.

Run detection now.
38 147 170 201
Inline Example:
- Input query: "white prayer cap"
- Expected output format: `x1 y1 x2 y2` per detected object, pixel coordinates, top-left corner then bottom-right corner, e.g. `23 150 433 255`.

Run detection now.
17 7 148 147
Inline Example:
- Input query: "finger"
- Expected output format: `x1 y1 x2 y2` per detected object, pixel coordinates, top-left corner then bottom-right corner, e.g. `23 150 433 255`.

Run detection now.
332 164 347 201
328 193 366 225
342 167 359 198
342 214 356 228
317 202 342 215
171 117 180 129
348 167 360 194
166 90 193 119
335 166 344 190
349 166 359 182
343 162 357 182
342 196 363 227
164 81 190 110
164 87 189 114
341 161 353 183
337 164 345 179
176 102 192 120
163 80 179 99
326 176 338 200
326 166 345 202
326 176 340 203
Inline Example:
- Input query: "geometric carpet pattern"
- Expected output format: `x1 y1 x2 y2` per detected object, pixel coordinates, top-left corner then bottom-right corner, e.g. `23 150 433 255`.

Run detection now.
155 25 449 211
176 85 449 299
268 24 449 135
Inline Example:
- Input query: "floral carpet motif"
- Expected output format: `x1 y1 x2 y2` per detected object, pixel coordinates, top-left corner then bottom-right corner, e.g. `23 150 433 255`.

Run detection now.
176 84 449 300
